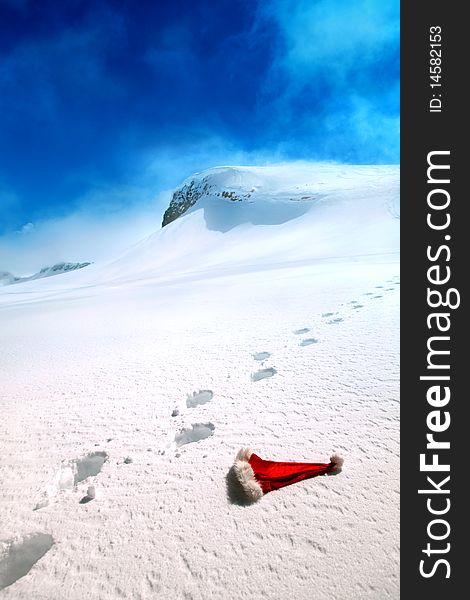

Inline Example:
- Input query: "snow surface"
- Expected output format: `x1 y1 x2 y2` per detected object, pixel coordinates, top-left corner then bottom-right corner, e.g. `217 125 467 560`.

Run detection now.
0 164 399 599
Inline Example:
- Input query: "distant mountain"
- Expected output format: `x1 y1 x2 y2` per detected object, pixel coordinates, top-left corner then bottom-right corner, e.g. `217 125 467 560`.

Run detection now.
2 164 400 291
34 262 92 279
0 271 19 285
0 262 91 286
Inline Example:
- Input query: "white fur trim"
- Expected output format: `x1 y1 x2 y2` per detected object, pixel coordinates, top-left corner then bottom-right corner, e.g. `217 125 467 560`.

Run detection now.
329 453 344 474
233 448 263 501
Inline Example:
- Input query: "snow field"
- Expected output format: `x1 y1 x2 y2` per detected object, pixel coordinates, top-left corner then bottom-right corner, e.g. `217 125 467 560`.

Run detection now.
0 164 399 599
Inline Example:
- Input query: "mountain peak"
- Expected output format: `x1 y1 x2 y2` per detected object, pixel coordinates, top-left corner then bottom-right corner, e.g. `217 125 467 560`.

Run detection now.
161 166 264 227
161 164 400 228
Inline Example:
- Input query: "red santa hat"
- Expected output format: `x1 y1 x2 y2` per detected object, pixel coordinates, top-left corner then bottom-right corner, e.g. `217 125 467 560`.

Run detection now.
233 448 344 501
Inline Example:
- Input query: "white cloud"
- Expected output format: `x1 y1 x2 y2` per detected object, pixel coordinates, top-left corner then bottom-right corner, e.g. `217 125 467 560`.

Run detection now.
18 222 35 234
254 0 400 163
0 187 172 276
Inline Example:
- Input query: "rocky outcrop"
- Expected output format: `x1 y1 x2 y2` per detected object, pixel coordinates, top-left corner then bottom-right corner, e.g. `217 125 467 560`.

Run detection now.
162 178 212 227
161 174 254 228
35 262 91 278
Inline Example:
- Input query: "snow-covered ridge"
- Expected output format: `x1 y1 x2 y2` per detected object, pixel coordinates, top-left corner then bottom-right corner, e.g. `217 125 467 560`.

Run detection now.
162 167 263 226
0 262 91 286
97 163 399 287
162 164 400 227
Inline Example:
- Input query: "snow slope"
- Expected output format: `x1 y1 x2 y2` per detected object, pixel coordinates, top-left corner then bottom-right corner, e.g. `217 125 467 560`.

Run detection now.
0 164 399 599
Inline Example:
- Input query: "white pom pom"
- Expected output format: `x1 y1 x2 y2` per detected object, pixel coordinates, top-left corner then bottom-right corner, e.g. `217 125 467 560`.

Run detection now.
329 453 344 474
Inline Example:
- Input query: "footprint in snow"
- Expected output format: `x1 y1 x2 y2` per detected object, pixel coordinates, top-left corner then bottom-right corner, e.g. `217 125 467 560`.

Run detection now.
251 367 277 382
79 485 97 504
186 390 214 409
322 312 334 318
299 338 318 346
35 451 108 510
253 351 271 361
327 318 344 324
0 533 54 591
352 304 363 310
372 295 383 299
293 328 309 335
174 423 215 447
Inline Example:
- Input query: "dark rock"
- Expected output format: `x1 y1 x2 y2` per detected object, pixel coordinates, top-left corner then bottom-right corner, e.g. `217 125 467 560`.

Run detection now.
162 178 212 227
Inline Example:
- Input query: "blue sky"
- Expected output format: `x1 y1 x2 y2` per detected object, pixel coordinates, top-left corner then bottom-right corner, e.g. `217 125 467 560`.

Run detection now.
0 0 399 272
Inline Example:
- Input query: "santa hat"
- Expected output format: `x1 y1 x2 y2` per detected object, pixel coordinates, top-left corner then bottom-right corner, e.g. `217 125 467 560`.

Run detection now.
233 448 344 502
